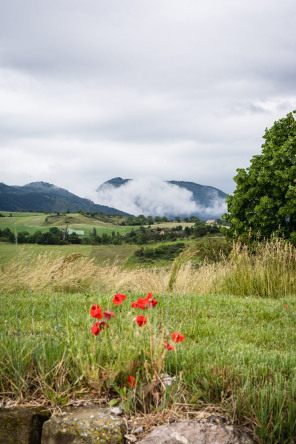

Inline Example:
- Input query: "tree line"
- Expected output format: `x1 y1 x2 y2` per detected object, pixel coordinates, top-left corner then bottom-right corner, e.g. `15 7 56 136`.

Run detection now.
0 222 220 246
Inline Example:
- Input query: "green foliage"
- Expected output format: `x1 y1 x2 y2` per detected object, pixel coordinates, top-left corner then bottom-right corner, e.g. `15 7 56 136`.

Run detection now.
193 238 232 263
225 111 296 241
133 242 186 263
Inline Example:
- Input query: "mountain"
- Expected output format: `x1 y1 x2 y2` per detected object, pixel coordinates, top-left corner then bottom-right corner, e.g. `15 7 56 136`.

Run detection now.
97 177 227 220
0 182 130 215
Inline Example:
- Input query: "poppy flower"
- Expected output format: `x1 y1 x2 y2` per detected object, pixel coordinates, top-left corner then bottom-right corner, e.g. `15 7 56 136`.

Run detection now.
90 304 103 319
91 321 109 336
164 340 174 351
127 376 136 387
171 332 185 343
149 299 158 308
112 293 126 305
104 311 115 320
284 305 289 309
147 292 153 299
131 297 149 310
134 315 147 327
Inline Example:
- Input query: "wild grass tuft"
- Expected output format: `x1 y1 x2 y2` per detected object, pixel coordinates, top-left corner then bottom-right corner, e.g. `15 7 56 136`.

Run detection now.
2 238 296 298
0 292 295 443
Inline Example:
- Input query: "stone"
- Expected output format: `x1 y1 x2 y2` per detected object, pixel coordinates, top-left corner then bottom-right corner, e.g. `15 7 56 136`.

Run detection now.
0 406 51 444
110 407 123 416
41 404 126 444
124 434 137 442
138 421 253 444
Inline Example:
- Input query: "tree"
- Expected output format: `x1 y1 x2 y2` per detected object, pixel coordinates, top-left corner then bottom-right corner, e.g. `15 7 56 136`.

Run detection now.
224 111 296 242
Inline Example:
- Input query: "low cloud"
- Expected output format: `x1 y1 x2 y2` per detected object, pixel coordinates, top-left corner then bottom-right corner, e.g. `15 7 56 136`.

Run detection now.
95 178 227 219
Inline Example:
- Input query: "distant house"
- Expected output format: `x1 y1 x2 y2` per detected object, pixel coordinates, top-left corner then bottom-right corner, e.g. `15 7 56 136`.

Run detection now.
205 219 217 225
68 228 84 235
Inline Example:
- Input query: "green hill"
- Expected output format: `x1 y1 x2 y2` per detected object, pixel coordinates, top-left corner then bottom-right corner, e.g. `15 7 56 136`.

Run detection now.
0 182 130 215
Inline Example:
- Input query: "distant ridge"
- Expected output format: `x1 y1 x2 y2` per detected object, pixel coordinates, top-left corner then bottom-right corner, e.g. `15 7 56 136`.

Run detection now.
0 182 131 215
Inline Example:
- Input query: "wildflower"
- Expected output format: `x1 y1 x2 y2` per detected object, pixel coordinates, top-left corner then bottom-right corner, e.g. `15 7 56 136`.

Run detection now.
164 340 174 351
112 293 126 305
127 376 136 387
134 315 147 327
284 305 289 309
132 296 157 310
91 321 109 336
132 297 149 310
171 332 185 343
104 311 115 320
90 304 103 319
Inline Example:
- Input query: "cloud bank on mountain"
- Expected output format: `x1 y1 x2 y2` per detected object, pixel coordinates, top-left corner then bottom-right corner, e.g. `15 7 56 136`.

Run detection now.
95 178 227 219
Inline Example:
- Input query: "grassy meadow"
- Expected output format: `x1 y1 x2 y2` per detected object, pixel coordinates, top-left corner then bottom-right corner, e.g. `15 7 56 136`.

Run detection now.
0 211 135 235
0 218 296 442
0 211 195 236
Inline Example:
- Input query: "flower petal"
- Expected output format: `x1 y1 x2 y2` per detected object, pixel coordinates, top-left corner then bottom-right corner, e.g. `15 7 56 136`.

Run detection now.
90 304 103 319
135 315 147 327
104 311 115 320
112 293 126 305
171 332 185 343
91 323 100 336
127 376 136 387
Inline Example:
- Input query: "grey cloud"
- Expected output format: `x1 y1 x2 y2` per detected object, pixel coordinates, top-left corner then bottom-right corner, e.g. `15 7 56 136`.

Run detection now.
0 0 296 200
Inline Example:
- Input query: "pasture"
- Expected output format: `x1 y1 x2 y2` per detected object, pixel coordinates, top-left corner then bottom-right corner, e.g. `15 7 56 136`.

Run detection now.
0 233 295 442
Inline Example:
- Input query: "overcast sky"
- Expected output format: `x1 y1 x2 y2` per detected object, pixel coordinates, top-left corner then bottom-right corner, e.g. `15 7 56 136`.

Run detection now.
0 0 296 203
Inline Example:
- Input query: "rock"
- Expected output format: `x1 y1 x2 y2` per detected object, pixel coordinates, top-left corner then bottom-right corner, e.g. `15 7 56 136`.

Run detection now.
41 404 126 443
133 426 143 434
0 406 50 444
110 407 123 416
138 421 253 444
124 434 137 442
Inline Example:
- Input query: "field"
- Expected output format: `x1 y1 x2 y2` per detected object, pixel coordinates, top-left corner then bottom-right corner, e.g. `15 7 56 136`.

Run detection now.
0 212 134 235
0 229 296 442
0 243 139 268
1 291 295 443
0 211 195 236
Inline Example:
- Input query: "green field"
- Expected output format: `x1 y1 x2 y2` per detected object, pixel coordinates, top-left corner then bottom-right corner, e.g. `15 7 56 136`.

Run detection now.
0 242 139 268
0 212 134 235
0 211 195 236
0 291 295 443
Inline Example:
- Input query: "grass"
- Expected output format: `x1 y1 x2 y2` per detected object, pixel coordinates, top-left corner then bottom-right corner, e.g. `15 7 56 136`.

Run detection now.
0 291 295 443
0 243 138 269
0 212 135 235
1 237 296 442
1 238 296 298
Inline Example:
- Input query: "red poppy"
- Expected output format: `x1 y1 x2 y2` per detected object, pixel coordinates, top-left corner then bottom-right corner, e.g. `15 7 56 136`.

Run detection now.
134 315 147 327
112 293 126 305
164 340 174 351
284 305 289 309
147 292 153 299
171 332 185 343
89 304 103 319
149 299 158 308
131 297 150 310
91 321 109 336
104 311 115 320
127 376 136 387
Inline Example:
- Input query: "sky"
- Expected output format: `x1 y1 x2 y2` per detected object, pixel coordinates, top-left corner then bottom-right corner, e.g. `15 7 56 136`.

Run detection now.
0 0 296 212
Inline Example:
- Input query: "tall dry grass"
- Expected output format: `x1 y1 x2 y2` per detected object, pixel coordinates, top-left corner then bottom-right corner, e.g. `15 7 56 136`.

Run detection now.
1 238 296 297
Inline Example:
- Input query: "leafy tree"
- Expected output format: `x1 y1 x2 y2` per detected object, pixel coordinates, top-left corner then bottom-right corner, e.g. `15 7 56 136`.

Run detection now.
224 111 296 241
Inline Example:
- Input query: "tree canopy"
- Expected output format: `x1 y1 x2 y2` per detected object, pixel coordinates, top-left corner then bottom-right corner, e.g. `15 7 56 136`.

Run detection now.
224 111 296 242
